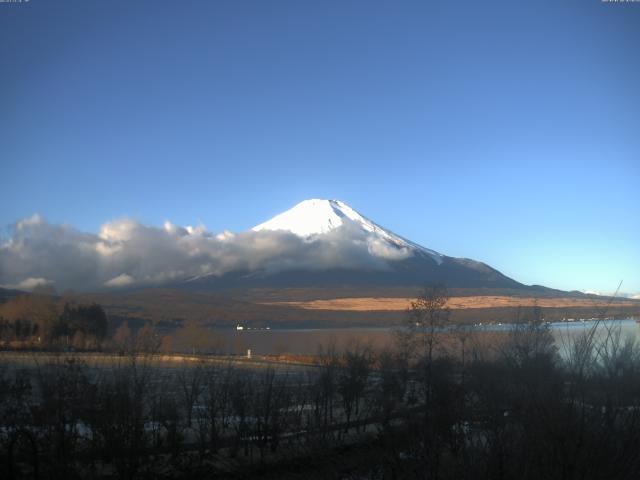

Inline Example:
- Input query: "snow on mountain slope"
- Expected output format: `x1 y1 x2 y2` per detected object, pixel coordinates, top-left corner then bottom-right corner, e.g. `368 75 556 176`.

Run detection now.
252 199 443 264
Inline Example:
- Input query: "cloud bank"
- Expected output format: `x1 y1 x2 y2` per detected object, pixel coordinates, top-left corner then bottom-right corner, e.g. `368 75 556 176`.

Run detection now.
582 289 640 300
0 214 413 292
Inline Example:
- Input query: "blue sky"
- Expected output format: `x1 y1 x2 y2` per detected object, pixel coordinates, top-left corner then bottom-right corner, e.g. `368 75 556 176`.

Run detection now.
1 0 639 293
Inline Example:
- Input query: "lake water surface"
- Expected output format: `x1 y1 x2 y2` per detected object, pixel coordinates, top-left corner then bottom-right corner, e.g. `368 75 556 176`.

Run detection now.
213 318 640 356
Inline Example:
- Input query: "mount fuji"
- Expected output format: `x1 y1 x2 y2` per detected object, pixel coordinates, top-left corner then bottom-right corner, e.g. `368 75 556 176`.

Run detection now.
252 199 444 264
184 199 525 291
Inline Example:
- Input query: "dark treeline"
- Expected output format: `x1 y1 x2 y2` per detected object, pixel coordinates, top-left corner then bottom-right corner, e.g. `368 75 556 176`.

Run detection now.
0 290 215 354
2 287 640 479
0 289 108 349
0 301 107 349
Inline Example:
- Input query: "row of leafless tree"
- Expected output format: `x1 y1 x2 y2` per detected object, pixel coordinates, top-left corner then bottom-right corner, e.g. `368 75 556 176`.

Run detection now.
2 288 640 479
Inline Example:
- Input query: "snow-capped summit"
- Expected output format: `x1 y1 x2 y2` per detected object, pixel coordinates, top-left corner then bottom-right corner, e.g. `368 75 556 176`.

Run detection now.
252 199 354 237
180 198 522 290
252 199 443 264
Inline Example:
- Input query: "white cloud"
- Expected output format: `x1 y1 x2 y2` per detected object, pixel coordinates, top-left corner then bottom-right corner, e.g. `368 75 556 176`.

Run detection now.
16 214 44 230
104 273 135 288
0 214 411 292
367 237 412 261
1 277 53 291
99 218 138 242
583 289 602 296
583 289 640 299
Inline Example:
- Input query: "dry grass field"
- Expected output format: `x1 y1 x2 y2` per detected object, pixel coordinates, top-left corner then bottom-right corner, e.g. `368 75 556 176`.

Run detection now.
2 287 638 330
260 295 640 312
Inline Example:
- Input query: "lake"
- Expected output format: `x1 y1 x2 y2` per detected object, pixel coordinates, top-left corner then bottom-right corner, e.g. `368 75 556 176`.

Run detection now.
211 318 640 356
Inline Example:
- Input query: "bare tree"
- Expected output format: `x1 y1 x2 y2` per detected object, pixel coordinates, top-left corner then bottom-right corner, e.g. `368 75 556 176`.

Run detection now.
34 357 92 478
88 354 154 480
136 322 161 353
177 361 204 428
408 285 451 364
113 321 132 354
313 343 340 441
200 361 234 454
338 344 372 434
229 369 253 458
251 367 290 459
178 320 212 354
374 349 408 431
0 365 38 479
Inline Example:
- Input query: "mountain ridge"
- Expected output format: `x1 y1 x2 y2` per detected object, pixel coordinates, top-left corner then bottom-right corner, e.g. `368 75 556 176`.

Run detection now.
252 198 444 264
183 198 524 291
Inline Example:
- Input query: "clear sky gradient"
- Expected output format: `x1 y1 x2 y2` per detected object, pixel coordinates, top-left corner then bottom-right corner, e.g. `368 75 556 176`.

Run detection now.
1 0 639 293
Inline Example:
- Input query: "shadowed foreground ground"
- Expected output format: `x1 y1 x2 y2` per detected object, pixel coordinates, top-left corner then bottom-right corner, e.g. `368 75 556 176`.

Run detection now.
3 315 640 479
